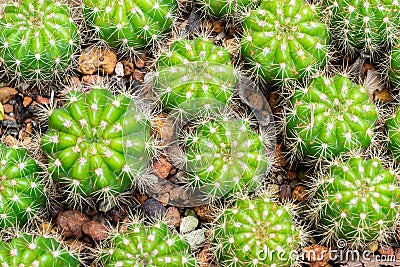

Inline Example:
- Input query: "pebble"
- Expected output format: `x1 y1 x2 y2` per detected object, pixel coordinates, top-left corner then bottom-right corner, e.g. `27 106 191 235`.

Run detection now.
3 103 12 113
23 96 33 107
120 60 135 76
193 205 216 223
82 75 104 86
141 198 166 220
36 96 50 105
292 185 308 202
164 207 181 228
81 220 109 241
183 229 206 251
198 244 211 267
378 245 394 256
279 184 291 201
303 244 330 267
153 156 173 179
274 144 287 167
134 53 146 69
56 210 90 238
0 87 18 103
180 215 198 234
78 46 117 75
132 69 144 82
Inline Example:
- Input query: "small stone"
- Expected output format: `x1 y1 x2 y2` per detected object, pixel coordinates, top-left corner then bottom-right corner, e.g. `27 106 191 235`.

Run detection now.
303 244 330 267
56 210 90 238
183 229 206 251
164 207 181 228
395 248 400 260
212 21 225 33
153 156 173 179
158 192 170 206
141 198 166 220
36 96 50 105
3 103 12 113
121 60 135 76
0 87 18 103
132 69 144 82
115 62 124 77
136 194 148 204
378 245 394 256
65 239 86 253
374 87 394 103
193 205 216 223
279 184 291 201
134 53 146 69
68 76 81 88
82 75 104 86
367 241 379 253
274 144 287 167
198 244 211 267
2 135 17 147
82 220 109 241
180 215 198 234
78 46 117 75
287 170 298 180
292 185 308 202
23 96 33 107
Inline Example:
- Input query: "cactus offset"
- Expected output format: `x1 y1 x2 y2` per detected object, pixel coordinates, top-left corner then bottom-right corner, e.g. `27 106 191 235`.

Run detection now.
285 74 377 160
0 0 79 82
241 0 329 85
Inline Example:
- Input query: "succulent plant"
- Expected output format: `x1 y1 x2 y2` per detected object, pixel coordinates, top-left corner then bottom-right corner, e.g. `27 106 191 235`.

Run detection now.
241 0 329 85
41 88 152 202
0 0 79 82
385 104 400 161
185 116 269 198
199 0 259 18
102 221 198 266
285 74 377 160
310 156 400 246
154 37 237 114
0 234 79 266
83 0 178 50
213 195 305 266
0 143 46 229
389 40 400 87
323 0 400 54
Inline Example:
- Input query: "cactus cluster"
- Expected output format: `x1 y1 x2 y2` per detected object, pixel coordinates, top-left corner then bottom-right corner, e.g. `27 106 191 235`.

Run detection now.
102 221 198 267
310 156 400 246
389 40 400 87
83 0 178 50
198 0 259 18
385 105 400 161
241 0 329 85
41 88 152 202
0 143 46 229
0 0 79 82
0 234 80 266
285 74 378 160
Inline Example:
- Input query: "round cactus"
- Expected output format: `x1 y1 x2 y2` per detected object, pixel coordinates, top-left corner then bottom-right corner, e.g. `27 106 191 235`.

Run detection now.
102 221 198 266
41 88 152 200
385 105 400 161
285 74 377 160
0 0 79 82
213 195 304 266
241 0 329 85
83 0 178 50
0 143 46 229
154 37 237 114
323 0 400 54
310 156 400 245
0 234 79 266
389 40 400 87
185 117 269 198
199 0 259 18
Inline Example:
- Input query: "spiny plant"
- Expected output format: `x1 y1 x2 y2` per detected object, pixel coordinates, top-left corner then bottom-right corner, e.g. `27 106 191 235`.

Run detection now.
153 37 237 114
101 221 198 266
0 0 79 82
385 104 400 161
285 74 378 161
389 40 400 87
198 0 259 19
0 143 46 229
184 115 269 199
41 88 153 205
309 155 400 247
241 0 329 85
322 0 400 56
213 194 306 266
0 233 80 266
83 0 178 51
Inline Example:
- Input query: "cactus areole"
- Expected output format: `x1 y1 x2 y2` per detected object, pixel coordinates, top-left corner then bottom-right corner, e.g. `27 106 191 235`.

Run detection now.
42 89 152 198
0 0 79 81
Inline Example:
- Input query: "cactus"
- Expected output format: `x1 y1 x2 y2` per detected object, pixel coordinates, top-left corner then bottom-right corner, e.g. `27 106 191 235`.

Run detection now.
241 0 329 85
0 0 79 82
213 195 305 266
389 40 400 87
385 104 400 161
185 116 269 198
102 221 198 266
83 0 178 50
309 156 400 246
41 88 152 202
0 143 46 229
199 0 259 19
285 74 377 161
154 37 237 114
322 0 400 55
0 234 80 266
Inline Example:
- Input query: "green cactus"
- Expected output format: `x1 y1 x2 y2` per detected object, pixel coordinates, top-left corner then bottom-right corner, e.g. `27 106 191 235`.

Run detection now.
0 143 46 229
154 37 237 114
213 195 304 266
41 88 152 201
199 0 259 18
241 0 329 85
285 74 377 160
102 221 198 267
323 0 400 54
389 41 400 87
83 0 178 50
0 234 79 266
310 156 400 246
0 0 79 82
385 104 400 161
185 117 269 198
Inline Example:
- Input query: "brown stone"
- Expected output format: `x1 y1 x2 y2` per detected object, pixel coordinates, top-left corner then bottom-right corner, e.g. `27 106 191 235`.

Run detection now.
3 114 15 122
378 245 395 256
78 46 117 75
121 60 135 76
0 87 18 104
193 205 216 223
36 96 50 105
199 244 211 267
287 170 297 180
132 69 144 82
292 185 308 202
303 244 331 267
81 220 109 241
164 207 181 227
212 21 225 33
3 103 13 113
82 75 104 86
68 76 81 88
23 96 33 107
153 156 173 179
279 184 291 201
2 135 17 146
56 210 90 238
374 87 394 103
274 144 287 167
136 194 148 204
134 53 146 69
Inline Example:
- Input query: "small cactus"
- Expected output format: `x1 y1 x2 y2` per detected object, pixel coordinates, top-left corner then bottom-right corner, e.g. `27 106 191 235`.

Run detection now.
241 0 329 85
154 37 237 114
323 0 400 55
389 40 400 87
213 195 305 266
185 117 269 198
0 234 79 266
102 221 198 266
285 74 377 160
41 88 152 202
0 0 79 82
199 0 259 19
0 143 46 229
385 104 400 161
83 0 178 50
309 156 400 246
